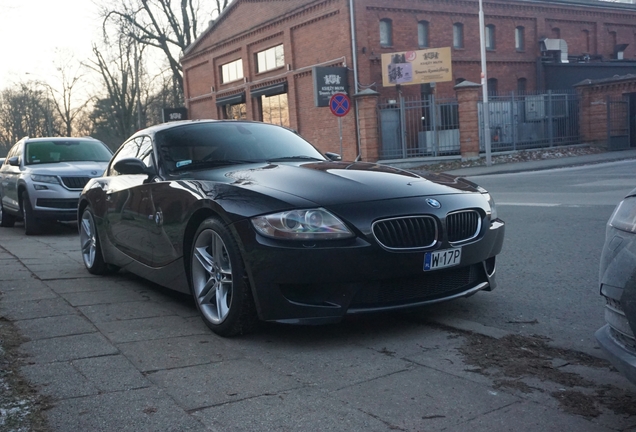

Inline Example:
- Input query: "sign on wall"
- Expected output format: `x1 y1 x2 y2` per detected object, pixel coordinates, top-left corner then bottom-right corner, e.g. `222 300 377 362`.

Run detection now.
313 67 349 107
162 107 188 123
381 47 453 87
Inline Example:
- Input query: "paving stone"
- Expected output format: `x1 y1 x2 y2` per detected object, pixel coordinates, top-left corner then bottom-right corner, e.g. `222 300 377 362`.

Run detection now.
0 297 76 321
21 333 119 364
194 387 389 432
44 387 208 432
118 334 243 372
14 314 97 340
93 315 208 343
146 358 303 411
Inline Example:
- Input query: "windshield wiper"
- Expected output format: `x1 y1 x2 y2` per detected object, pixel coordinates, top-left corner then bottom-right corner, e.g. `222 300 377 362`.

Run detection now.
266 155 323 162
171 159 255 171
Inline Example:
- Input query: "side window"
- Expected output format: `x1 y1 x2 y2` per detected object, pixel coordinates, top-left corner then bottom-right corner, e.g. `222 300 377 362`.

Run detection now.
418 21 429 48
486 25 496 50
380 19 392 47
453 23 464 49
108 136 153 176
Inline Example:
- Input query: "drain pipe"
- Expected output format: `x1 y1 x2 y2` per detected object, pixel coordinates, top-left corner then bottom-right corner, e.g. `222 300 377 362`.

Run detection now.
349 0 362 161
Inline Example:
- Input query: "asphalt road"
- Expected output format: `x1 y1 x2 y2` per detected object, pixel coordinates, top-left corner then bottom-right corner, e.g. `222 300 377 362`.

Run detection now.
426 159 636 356
1 159 636 431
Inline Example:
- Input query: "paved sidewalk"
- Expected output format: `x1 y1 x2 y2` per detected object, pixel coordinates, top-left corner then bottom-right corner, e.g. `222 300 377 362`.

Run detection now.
1 150 636 431
441 148 636 177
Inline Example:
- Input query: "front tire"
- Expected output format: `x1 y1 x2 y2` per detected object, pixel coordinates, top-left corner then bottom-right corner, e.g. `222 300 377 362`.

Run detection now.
80 207 116 275
21 192 40 235
190 217 257 337
0 201 15 227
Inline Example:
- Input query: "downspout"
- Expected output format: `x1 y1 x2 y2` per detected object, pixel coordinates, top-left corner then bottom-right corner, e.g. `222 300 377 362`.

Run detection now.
349 0 362 161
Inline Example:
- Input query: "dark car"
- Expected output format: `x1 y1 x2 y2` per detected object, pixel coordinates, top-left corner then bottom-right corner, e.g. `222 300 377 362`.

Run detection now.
78 120 505 336
596 187 636 384
0 137 113 234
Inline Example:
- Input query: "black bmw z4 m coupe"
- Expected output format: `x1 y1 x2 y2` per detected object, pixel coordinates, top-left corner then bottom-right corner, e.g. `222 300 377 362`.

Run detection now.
78 120 505 336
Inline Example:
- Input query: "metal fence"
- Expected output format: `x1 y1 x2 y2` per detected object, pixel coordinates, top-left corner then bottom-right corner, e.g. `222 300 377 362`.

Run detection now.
607 95 630 151
378 95 460 160
478 90 580 153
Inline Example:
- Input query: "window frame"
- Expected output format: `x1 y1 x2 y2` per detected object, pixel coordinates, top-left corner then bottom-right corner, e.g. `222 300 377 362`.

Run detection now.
380 19 393 47
220 59 244 84
486 24 496 50
515 26 525 51
418 21 429 48
256 44 285 74
453 23 464 49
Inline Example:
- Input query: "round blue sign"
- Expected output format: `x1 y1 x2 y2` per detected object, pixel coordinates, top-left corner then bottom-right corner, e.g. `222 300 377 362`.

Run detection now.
329 93 351 117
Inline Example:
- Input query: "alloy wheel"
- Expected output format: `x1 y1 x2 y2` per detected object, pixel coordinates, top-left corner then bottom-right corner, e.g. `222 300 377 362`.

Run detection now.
192 229 233 324
80 210 97 268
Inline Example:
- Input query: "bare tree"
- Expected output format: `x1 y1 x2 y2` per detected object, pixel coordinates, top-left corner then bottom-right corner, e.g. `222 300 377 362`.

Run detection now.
86 31 143 144
101 0 229 102
0 82 57 148
45 51 92 137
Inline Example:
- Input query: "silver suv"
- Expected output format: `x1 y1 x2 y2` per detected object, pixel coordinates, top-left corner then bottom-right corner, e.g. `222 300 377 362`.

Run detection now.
0 137 113 235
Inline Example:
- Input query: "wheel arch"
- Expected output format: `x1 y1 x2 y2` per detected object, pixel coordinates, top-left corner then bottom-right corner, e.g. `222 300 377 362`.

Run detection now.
182 207 260 318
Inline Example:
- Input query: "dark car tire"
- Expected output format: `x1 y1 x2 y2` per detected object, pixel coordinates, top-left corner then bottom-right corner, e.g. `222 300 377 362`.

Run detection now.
0 202 15 227
79 206 118 275
21 192 40 235
190 217 258 337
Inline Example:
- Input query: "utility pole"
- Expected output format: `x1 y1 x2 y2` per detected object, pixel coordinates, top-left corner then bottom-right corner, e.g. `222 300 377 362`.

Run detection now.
479 0 492 166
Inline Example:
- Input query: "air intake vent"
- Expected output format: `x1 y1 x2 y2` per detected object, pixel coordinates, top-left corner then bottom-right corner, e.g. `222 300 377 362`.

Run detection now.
372 216 438 250
447 210 481 244
61 176 90 189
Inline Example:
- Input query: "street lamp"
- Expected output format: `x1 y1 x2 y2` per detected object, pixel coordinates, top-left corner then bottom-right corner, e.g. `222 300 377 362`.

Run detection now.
478 0 492 166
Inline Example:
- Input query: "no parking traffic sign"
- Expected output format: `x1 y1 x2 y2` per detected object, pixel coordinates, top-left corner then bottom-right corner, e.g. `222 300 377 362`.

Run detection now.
329 93 351 117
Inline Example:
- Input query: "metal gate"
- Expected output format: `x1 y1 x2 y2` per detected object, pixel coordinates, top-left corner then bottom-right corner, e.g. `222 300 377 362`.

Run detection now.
478 90 580 153
607 95 630 151
378 95 460 160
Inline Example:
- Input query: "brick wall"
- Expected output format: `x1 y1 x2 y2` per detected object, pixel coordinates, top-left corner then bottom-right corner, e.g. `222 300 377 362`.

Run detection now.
576 77 636 145
181 0 636 161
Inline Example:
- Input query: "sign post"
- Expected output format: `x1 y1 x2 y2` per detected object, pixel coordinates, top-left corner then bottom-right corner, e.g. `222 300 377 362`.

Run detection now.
329 93 351 156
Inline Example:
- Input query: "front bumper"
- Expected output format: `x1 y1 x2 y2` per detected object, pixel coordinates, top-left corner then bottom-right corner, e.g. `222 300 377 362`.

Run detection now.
27 182 81 221
236 217 505 323
597 224 636 385
596 325 636 386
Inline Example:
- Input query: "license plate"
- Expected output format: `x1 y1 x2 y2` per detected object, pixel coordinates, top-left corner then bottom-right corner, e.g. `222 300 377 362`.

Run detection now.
424 248 462 271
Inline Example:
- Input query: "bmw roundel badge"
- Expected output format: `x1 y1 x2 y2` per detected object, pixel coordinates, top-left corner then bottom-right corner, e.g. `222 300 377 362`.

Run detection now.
426 198 441 209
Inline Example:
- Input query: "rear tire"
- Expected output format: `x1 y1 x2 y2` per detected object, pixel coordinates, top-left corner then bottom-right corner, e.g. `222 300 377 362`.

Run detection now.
190 217 257 337
0 201 15 227
21 192 40 235
79 206 117 275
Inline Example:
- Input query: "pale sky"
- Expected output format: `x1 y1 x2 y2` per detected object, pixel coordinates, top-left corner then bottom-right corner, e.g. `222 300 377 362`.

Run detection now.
0 0 101 89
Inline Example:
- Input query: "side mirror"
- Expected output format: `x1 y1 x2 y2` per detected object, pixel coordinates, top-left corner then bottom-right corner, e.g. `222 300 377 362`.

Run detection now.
8 156 19 166
325 152 342 161
113 158 154 175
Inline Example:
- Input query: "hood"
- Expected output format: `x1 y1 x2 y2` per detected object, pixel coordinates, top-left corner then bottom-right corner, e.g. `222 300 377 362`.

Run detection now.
188 161 480 206
27 161 108 177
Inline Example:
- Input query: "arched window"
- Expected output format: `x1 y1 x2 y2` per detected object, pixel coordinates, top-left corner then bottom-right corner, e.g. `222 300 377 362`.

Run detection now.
453 23 464 48
486 25 496 50
515 27 525 51
418 21 430 48
380 19 392 47
517 78 527 94
487 78 498 96
582 30 590 53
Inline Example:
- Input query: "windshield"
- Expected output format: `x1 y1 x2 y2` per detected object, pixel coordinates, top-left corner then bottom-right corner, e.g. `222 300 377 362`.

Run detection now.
156 122 327 173
25 140 112 165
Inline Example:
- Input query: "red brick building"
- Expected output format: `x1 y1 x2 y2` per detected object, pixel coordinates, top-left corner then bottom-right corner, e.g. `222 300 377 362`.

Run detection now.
181 0 636 161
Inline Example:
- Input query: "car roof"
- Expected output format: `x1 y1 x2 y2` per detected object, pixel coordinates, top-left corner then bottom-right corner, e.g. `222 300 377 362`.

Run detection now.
25 137 102 143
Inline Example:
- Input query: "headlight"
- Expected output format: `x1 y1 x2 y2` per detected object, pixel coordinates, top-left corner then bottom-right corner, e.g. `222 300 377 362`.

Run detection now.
251 208 354 240
609 197 636 233
482 192 497 220
31 174 60 184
